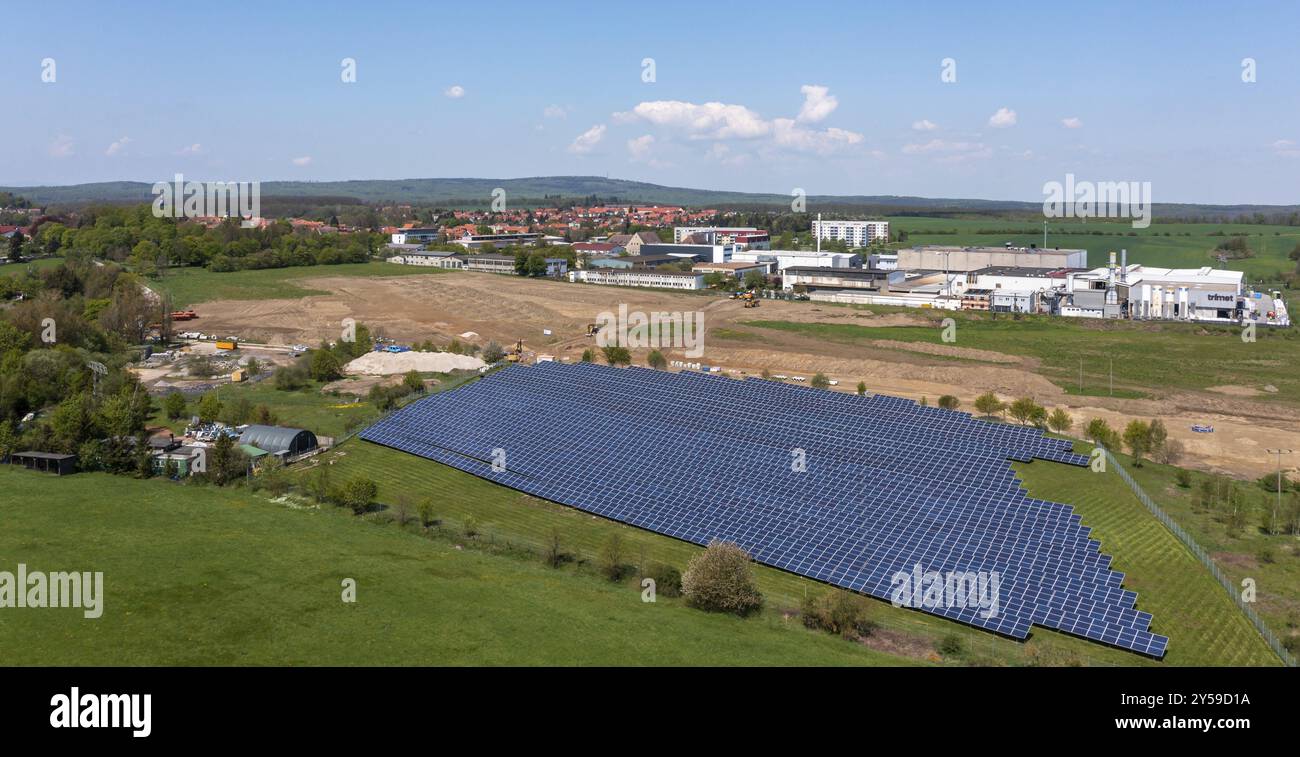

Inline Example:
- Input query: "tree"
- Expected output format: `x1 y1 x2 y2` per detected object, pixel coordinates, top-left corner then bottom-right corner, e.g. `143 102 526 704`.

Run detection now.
1008 397 1043 425
1047 407 1072 433
208 432 247 486
938 395 960 410
163 391 187 420
681 541 763 615
402 370 425 394
1123 420 1153 466
1147 419 1168 461
340 476 378 515
601 345 631 366
974 392 1004 418
742 270 767 290
481 341 506 363
598 533 627 581
856 381 867 396
580 348 594 363
8 231 24 263
309 348 343 382
646 349 667 369
417 498 437 528
525 253 548 277
196 392 223 423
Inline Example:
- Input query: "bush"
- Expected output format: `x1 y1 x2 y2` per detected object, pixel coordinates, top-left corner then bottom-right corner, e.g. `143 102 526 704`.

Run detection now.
339 476 378 515
643 562 682 597
938 634 965 657
598 533 628 581
1175 469 1193 488
937 395 959 410
481 341 506 363
417 498 437 528
681 541 763 615
801 589 874 637
811 373 830 389
163 391 187 420
647 349 667 370
543 528 569 568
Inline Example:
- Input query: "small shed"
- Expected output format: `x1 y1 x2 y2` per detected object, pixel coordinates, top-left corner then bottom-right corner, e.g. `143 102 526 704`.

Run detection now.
9 451 77 475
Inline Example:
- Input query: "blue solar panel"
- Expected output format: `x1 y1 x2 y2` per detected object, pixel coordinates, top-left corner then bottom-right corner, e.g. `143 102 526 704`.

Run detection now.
359 362 1168 658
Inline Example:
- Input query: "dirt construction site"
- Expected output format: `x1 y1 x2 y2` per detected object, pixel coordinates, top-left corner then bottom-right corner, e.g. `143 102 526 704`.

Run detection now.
189 270 1300 478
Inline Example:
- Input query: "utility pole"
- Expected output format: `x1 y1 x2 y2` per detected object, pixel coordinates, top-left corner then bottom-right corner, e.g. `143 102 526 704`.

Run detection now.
1043 220 1047 249
1265 449 1292 535
1079 358 1083 394
1109 357 1113 397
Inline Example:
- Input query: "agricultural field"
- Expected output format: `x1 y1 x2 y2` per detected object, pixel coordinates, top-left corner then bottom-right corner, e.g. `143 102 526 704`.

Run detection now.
305 433 1281 666
149 261 455 308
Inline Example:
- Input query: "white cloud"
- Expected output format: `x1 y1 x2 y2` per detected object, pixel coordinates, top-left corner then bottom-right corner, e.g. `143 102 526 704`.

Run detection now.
617 86 861 156
796 84 838 123
568 124 606 154
988 107 1018 128
49 135 75 158
627 134 655 159
1061 116 1083 129
1272 139 1300 158
902 139 992 163
177 143 202 156
911 119 938 131
620 100 770 139
291 156 313 166
444 85 465 98
772 118 863 155
105 136 131 156
543 104 567 119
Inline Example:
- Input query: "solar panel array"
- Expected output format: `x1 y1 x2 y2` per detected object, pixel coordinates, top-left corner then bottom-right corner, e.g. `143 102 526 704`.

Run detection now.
360 361 1167 658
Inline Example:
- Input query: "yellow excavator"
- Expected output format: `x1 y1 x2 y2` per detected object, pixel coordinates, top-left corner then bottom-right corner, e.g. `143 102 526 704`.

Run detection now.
506 339 525 362
585 323 601 337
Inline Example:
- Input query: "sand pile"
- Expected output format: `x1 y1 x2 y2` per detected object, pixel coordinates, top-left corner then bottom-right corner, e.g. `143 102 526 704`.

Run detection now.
345 351 485 375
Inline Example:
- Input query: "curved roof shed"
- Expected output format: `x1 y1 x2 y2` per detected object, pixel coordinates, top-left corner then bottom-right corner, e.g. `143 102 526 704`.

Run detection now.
239 425 318 456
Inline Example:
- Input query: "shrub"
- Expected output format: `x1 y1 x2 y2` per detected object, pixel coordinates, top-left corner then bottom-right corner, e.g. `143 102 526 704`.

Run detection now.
801 589 873 637
481 341 506 363
1175 469 1193 488
417 498 437 528
543 528 569 568
937 395 960 410
938 634 965 657
598 533 628 581
163 391 187 420
339 476 377 515
647 349 667 369
681 541 763 615
643 562 682 597
811 373 830 389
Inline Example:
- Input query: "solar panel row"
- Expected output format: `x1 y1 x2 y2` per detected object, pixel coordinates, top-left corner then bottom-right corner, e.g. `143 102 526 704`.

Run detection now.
359 361 1168 658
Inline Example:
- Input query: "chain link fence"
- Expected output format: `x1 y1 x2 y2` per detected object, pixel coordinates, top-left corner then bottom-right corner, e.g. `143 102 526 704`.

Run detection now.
1102 447 1295 666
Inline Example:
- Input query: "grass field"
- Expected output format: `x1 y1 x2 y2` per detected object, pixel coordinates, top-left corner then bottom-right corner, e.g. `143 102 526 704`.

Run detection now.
744 315 1300 405
887 217 1300 281
311 434 1281 666
0 467 916 666
150 262 454 307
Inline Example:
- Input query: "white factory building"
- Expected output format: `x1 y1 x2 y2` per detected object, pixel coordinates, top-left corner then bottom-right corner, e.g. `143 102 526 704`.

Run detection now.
730 248 860 272
570 268 706 290
811 219 890 247
1065 262 1247 322
898 245 1088 272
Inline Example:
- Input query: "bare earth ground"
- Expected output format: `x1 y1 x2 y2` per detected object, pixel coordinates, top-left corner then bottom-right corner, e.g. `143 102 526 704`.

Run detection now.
191 271 1300 478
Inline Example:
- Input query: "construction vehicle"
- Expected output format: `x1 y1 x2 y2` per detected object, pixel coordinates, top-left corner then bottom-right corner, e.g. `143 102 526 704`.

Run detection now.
743 298 759 308
506 339 525 362
585 323 602 337
170 309 199 321
215 339 238 351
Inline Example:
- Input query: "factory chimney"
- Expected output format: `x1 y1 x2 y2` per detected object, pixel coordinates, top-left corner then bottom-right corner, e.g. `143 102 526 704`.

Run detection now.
1121 249 1127 282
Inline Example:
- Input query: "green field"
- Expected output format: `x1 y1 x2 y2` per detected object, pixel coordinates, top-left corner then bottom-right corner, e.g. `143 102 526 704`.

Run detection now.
887 217 1300 281
0 468 912 666
743 315 1300 406
150 262 453 307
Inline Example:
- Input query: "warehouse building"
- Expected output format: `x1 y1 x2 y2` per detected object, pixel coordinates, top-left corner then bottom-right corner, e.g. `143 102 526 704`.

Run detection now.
453 232 544 250
570 269 706 290
783 267 890 292
388 250 464 268
637 243 721 262
673 226 761 245
898 245 1088 272
462 253 568 276
731 249 860 272
693 261 771 279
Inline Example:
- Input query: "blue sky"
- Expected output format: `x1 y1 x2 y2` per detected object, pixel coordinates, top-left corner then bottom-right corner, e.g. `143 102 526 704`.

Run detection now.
3 0 1298 204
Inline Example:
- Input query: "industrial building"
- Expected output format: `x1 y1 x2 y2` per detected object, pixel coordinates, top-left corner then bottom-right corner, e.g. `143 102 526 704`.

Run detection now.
570 269 706 290
388 250 464 268
672 226 764 246
453 232 544 250
782 267 890 292
811 219 890 247
731 248 860 271
898 245 1088 272
637 243 723 262
692 261 771 279
390 228 443 245
462 253 568 276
